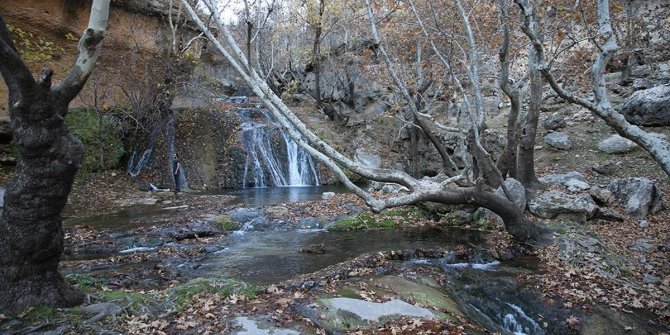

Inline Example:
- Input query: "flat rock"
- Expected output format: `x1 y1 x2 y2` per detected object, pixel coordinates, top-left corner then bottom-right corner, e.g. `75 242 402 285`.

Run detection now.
597 135 637 154
608 177 664 218
544 132 572 150
539 171 586 185
319 297 434 330
231 316 300 335
565 179 591 192
528 191 598 223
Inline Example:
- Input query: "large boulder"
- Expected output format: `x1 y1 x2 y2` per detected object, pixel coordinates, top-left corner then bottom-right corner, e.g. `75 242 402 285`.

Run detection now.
528 191 598 223
544 132 572 150
621 85 670 126
607 178 664 218
494 178 526 212
597 135 638 154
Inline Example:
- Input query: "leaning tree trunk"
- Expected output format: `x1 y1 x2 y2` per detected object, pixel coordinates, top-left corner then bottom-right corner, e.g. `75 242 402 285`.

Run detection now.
0 0 110 311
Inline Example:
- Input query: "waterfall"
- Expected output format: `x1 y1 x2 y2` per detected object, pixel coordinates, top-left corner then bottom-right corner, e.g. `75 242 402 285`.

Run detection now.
237 107 320 188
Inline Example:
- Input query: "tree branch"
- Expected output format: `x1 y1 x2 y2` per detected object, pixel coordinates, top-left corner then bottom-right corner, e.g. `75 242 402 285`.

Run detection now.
53 0 111 106
0 14 36 103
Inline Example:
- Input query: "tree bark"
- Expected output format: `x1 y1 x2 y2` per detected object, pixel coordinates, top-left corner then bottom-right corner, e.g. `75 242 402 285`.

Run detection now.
0 0 110 311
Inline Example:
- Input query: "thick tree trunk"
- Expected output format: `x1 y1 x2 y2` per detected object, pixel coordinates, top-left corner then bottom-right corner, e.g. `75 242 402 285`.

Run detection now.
516 64 541 187
0 0 110 311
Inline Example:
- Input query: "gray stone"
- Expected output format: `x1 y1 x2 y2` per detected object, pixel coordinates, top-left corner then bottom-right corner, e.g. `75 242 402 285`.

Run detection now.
544 132 572 150
595 207 626 222
630 239 654 253
589 186 614 206
321 192 336 200
597 135 638 154
643 274 660 284
0 187 4 208
355 149 381 169
608 178 664 218
542 116 567 131
638 220 650 228
232 316 300 335
298 217 320 229
565 179 591 192
81 303 122 324
321 298 433 324
622 85 670 126
227 207 270 231
528 191 598 223
494 178 526 212
265 206 289 218
592 163 618 176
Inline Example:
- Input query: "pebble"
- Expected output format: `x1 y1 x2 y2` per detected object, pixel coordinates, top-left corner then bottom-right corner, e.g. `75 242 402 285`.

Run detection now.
639 220 650 228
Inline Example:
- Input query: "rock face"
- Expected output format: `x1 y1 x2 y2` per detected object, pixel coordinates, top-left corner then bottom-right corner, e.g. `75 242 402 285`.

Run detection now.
598 135 638 154
608 178 664 218
544 132 572 150
494 178 526 212
528 191 598 223
621 85 670 126
321 297 433 325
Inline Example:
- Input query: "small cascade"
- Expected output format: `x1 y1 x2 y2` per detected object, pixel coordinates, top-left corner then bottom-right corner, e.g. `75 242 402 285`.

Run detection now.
237 108 320 188
127 149 153 177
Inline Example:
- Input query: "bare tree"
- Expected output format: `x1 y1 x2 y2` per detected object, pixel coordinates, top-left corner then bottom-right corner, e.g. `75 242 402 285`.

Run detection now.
516 0 670 179
0 0 111 310
183 0 549 244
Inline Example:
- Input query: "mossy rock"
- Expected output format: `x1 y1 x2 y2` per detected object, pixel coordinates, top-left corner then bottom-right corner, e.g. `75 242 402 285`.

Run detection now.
328 207 428 232
211 215 237 231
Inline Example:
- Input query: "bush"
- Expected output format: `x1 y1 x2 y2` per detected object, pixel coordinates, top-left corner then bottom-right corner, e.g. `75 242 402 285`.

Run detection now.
65 107 125 172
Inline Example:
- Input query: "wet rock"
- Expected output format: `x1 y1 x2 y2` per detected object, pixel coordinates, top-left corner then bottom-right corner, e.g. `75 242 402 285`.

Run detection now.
322 192 336 200
597 135 637 154
608 177 664 218
528 191 598 223
621 85 670 126
371 276 464 319
298 217 321 229
227 207 270 230
317 297 434 331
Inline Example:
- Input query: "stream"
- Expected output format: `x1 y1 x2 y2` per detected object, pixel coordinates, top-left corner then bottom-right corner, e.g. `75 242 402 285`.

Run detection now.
63 186 562 335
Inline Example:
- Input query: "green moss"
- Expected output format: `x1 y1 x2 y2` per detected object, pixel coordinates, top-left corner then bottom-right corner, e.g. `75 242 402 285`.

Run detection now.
65 274 101 290
65 107 125 173
337 287 360 299
329 207 427 231
23 305 58 321
212 215 236 231
167 277 257 311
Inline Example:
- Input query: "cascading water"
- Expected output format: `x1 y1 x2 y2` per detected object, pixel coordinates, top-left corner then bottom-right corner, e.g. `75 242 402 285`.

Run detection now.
237 107 320 188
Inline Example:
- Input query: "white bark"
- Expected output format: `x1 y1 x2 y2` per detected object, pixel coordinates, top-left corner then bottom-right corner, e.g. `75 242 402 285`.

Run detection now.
516 0 670 178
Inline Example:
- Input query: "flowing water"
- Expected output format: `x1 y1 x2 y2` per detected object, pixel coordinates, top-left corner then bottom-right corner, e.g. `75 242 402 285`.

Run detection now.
237 108 319 187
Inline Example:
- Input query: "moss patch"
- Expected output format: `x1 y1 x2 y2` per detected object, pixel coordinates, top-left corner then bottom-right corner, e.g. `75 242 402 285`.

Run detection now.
329 207 427 231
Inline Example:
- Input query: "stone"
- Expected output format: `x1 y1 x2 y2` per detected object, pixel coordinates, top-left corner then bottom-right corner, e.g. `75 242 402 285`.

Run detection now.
321 297 433 324
494 178 526 212
594 207 625 222
544 132 572 150
355 149 381 169
226 207 270 231
592 163 618 176
298 217 320 229
321 192 336 200
528 191 598 223
542 116 567 131
565 179 591 193
621 85 670 126
597 135 638 154
643 274 660 284
608 178 664 218
589 186 614 206
638 220 650 228
231 316 300 335
81 303 122 324
265 206 289 218
630 239 653 253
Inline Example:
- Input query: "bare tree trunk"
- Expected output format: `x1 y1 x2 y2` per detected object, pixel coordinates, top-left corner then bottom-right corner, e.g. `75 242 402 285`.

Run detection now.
0 0 110 311
517 47 541 187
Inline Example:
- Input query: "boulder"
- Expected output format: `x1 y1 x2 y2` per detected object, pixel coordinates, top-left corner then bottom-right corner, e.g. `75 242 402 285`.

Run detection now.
265 206 289 219
321 192 336 200
226 207 270 231
621 85 670 126
597 135 637 154
589 186 614 206
544 132 572 150
528 191 598 223
355 149 381 169
608 178 664 218
565 179 591 192
494 178 526 212
320 298 433 328
539 171 590 192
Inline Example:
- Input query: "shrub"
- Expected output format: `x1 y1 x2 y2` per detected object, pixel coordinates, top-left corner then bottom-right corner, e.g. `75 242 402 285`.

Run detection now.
65 107 125 172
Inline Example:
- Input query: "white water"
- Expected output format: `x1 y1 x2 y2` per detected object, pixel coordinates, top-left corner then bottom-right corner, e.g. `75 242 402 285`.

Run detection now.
238 108 319 187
